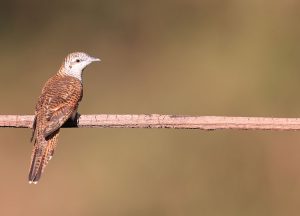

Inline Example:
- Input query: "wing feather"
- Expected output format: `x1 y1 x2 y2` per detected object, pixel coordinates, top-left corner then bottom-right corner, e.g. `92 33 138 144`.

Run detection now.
37 75 83 138
44 106 75 137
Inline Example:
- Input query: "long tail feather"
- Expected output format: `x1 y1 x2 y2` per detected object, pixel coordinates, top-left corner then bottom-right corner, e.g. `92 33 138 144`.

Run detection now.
28 131 59 184
28 145 46 184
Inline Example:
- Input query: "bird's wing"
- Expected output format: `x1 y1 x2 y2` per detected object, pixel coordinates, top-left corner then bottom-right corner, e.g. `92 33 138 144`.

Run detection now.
43 104 76 137
36 76 82 138
44 87 82 137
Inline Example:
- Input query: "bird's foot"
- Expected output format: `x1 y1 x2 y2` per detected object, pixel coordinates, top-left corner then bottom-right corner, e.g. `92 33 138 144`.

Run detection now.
74 112 81 126
66 112 81 127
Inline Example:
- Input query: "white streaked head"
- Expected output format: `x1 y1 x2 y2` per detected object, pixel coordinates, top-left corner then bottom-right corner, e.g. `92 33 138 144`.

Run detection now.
61 52 100 80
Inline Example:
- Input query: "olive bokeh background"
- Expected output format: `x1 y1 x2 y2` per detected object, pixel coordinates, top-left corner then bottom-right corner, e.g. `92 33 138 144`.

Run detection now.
1 0 300 215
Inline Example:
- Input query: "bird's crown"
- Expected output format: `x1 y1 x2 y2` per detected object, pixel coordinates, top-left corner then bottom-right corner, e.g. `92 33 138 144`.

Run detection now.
64 52 99 64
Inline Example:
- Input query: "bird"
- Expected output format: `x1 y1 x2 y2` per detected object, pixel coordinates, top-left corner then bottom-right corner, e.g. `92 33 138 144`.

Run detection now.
29 52 100 184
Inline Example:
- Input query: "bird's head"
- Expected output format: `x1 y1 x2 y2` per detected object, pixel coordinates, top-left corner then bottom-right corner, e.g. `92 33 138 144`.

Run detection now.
61 52 100 80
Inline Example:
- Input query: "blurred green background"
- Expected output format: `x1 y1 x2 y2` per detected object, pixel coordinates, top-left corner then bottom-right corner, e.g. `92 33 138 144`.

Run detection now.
1 0 300 215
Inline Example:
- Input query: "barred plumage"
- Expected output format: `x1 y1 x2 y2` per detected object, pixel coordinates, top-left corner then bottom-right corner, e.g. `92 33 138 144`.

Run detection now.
29 52 100 184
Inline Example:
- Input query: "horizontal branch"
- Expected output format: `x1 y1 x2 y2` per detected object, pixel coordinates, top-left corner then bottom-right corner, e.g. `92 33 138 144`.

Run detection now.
1 114 300 131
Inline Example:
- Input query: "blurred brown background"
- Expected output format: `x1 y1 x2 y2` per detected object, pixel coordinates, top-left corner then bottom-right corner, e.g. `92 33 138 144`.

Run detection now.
1 0 300 215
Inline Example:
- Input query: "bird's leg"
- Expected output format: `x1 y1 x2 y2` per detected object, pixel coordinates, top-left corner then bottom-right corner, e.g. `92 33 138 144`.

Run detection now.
74 112 81 126
65 111 81 127
71 111 81 126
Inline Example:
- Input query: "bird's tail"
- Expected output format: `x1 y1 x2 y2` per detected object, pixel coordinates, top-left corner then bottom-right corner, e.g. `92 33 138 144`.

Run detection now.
28 132 59 184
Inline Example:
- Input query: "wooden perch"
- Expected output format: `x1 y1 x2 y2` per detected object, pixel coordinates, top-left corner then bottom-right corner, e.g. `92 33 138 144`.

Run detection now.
1 114 300 131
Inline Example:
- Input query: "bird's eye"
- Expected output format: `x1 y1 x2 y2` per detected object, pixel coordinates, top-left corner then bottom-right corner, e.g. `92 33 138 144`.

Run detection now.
76 59 80 63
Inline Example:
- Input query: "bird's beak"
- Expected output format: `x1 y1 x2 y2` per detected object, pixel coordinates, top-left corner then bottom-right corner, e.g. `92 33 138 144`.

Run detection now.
90 57 101 62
